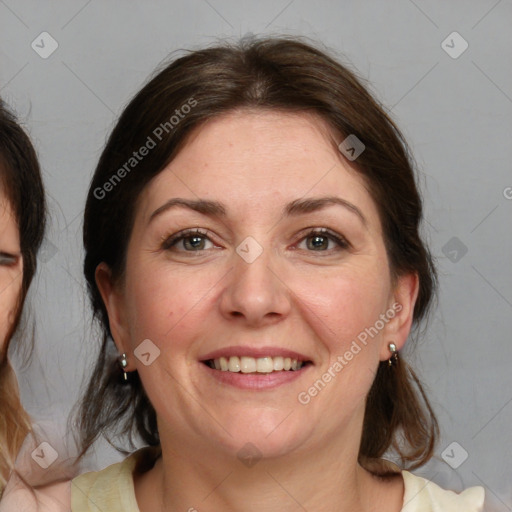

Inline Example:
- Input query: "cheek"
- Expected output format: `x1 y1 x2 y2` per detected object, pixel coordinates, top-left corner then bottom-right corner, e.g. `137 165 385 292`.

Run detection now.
293 269 389 413
292 263 390 348
0 272 22 350
124 263 216 350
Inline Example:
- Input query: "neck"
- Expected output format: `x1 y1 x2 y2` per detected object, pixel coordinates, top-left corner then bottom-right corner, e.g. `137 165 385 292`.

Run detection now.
135 419 403 512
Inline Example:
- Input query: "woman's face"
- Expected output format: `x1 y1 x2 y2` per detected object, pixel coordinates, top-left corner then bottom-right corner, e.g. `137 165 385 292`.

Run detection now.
0 190 22 358
99 110 418 459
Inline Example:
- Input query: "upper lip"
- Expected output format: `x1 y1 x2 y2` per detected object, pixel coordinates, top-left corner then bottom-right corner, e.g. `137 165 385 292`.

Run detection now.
200 345 312 363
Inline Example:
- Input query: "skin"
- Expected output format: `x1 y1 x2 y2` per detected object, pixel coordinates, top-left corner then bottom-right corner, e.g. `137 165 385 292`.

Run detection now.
0 191 22 359
0 469 71 512
97 110 419 512
0 191 72 510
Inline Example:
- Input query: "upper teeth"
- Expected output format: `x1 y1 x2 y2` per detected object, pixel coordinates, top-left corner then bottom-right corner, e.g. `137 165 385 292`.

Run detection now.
210 356 304 373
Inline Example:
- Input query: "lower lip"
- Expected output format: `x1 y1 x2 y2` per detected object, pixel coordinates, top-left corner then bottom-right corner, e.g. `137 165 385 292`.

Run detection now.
200 362 311 390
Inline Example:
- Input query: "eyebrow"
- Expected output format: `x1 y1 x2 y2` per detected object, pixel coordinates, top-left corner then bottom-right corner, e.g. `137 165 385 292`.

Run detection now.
149 196 367 226
149 198 227 222
284 196 367 226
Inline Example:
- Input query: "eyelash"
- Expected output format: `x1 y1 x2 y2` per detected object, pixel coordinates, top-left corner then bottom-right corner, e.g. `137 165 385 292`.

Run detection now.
161 228 211 252
298 228 350 252
0 252 18 266
161 227 350 254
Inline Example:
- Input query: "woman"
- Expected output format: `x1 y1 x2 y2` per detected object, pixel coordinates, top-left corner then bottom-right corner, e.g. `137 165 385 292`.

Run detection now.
0 98 46 493
73 36 485 511
0 100 70 509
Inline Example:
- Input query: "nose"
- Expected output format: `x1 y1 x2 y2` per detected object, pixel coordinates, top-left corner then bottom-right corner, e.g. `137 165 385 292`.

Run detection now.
218 245 292 327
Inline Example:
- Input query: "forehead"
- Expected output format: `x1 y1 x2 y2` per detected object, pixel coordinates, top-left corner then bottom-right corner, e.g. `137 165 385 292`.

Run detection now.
171 109 343 176
0 190 19 239
0 188 13 218
137 110 380 227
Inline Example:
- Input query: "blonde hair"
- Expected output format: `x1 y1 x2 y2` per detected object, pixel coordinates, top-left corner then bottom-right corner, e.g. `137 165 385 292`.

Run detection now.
0 98 46 494
0 358 31 493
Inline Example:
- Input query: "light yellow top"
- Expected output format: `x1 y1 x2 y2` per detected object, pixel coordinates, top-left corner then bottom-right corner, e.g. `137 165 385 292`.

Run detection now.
71 447 485 511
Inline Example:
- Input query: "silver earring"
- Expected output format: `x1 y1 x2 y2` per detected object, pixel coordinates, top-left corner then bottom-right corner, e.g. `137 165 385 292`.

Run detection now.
119 353 129 380
388 342 399 367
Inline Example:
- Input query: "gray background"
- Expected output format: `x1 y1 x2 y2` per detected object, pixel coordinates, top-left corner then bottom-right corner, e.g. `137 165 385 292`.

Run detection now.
1 0 511 509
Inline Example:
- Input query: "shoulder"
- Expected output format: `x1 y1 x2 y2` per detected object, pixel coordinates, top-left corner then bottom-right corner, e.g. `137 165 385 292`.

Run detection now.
401 470 485 512
0 421 78 511
71 446 160 512
0 474 71 512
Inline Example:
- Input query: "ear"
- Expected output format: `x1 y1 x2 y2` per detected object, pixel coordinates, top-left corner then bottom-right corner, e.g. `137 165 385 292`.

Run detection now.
95 262 133 369
379 272 419 361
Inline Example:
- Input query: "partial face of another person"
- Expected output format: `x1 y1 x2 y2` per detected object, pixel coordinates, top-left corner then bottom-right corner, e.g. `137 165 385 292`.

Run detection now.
0 190 22 358
99 110 417 459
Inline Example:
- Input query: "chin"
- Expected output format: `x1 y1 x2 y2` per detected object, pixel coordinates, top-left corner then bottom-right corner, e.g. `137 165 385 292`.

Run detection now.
207 409 311 460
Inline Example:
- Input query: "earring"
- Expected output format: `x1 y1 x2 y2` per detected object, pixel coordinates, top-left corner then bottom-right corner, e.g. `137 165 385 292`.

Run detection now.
388 342 399 367
119 353 129 381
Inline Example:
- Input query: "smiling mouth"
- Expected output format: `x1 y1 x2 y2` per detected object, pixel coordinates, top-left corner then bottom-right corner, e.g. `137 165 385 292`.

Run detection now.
203 356 312 373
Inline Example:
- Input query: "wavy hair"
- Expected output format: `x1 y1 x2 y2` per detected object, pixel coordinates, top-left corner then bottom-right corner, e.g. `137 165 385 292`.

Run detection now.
0 99 46 491
76 36 438 473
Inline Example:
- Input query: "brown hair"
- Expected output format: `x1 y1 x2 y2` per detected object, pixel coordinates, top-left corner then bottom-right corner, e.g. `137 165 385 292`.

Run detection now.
0 98 46 490
76 36 438 471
